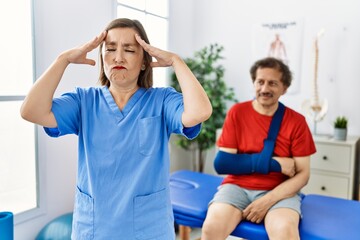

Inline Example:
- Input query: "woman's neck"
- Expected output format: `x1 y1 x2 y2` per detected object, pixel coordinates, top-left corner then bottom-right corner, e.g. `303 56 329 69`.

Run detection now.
109 84 139 110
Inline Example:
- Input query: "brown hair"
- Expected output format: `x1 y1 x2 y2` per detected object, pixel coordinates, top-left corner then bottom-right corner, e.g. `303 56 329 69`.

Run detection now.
98 18 153 88
250 57 292 88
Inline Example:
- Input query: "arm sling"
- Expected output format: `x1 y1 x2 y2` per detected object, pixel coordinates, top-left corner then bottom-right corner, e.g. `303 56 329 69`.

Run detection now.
214 102 285 175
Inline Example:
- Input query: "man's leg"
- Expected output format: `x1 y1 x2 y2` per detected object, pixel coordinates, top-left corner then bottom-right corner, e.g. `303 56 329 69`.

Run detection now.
264 208 300 240
201 202 242 240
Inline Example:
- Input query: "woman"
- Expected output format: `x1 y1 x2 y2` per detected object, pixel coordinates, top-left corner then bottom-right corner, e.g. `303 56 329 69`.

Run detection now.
21 18 212 240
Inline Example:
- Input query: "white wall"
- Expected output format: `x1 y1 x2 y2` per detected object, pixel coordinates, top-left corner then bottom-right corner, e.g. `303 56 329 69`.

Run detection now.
168 0 360 174
170 0 360 137
15 1 114 239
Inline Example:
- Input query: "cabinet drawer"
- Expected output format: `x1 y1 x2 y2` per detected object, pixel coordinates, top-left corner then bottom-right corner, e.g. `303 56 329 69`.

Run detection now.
311 143 351 173
302 173 349 199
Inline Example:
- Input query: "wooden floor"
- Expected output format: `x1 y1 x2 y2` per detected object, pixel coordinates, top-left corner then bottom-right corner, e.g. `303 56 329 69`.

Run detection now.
176 228 241 240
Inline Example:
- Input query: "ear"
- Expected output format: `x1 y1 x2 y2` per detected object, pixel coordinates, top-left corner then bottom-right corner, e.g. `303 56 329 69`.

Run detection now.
282 86 288 95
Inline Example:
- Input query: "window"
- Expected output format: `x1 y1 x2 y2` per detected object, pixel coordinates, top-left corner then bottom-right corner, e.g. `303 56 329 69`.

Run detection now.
116 0 169 87
0 0 38 220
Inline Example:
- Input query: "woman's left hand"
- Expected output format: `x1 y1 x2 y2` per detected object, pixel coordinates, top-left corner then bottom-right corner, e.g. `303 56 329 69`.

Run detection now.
135 34 177 68
135 34 212 127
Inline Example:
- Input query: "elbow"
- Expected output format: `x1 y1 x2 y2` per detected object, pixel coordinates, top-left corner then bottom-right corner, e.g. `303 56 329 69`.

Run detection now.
304 173 311 186
213 150 231 175
20 104 31 121
194 106 212 125
201 104 213 122
297 170 311 188
20 103 39 124
195 98 213 122
182 105 213 127
214 154 225 174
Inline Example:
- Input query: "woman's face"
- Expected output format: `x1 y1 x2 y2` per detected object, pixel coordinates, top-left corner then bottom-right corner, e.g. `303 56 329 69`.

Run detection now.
102 27 144 87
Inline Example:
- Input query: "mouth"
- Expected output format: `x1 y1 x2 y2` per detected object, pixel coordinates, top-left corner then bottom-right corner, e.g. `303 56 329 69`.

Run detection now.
258 93 273 100
113 66 126 70
259 93 272 97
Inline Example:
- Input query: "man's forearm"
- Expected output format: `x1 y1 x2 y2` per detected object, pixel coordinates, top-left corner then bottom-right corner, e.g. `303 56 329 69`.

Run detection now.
214 150 281 175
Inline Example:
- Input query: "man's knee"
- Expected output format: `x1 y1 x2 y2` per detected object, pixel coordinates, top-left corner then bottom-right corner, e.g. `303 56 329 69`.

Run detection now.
201 218 229 239
266 218 297 231
265 213 300 239
266 224 299 240
202 203 242 239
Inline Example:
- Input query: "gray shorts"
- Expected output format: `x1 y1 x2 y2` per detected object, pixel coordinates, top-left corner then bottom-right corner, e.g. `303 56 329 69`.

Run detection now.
209 184 302 216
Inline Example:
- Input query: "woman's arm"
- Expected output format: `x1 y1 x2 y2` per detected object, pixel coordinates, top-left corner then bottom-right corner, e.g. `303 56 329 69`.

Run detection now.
171 56 212 127
135 35 212 127
20 31 107 127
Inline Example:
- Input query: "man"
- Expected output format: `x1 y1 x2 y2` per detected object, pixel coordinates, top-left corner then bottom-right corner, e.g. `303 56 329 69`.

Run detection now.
201 57 316 240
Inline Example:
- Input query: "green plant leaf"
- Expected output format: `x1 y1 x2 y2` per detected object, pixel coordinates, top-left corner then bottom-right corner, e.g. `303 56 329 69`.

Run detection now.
334 116 348 129
171 44 238 154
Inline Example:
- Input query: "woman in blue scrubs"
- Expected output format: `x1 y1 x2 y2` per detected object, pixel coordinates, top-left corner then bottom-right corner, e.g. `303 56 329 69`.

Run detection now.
21 18 212 240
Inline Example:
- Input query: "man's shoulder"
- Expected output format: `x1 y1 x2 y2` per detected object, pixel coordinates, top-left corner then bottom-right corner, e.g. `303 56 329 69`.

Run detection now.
230 100 252 111
284 104 306 121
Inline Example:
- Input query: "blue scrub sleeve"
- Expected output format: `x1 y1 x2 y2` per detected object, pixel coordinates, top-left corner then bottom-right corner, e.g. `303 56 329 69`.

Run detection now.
183 124 202 140
44 90 81 137
214 150 281 175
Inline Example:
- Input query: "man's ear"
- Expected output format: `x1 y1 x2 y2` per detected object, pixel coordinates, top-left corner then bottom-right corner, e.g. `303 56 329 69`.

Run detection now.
282 87 288 95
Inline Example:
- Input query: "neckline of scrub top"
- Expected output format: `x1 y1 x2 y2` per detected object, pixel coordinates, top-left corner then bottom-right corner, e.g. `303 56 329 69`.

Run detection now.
101 86 146 122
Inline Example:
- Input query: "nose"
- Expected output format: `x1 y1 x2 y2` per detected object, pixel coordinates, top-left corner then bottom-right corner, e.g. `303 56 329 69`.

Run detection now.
259 82 271 92
114 50 124 63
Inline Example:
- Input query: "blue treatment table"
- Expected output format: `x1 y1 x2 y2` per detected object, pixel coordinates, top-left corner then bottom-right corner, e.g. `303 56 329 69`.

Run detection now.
170 170 360 240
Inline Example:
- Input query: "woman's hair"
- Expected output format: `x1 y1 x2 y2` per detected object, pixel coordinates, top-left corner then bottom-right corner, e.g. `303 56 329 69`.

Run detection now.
250 57 292 88
98 18 153 88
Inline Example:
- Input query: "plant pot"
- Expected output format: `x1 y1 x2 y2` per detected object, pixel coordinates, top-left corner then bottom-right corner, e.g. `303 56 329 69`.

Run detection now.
334 128 347 141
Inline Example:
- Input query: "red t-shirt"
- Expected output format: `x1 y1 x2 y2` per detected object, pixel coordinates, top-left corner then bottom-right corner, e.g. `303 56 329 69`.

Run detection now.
218 101 316 190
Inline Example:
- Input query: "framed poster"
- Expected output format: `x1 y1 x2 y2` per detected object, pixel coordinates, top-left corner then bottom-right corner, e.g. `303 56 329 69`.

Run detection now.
252 20 304 94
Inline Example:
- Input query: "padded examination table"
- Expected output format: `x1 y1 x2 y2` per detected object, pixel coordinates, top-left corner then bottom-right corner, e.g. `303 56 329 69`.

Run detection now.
170 170 360 240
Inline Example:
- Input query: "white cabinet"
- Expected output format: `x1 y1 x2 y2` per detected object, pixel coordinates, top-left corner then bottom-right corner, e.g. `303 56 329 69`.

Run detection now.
302 136 359 200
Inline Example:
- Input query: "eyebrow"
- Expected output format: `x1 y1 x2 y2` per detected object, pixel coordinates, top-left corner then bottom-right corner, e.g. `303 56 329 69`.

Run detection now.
104 41 137 47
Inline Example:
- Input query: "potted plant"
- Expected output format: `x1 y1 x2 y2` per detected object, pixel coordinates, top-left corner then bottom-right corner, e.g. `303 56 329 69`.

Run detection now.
333 116 348 141
171 43 237 172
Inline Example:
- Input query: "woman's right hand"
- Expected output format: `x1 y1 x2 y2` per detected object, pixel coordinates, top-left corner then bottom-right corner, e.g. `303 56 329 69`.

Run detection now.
20 31 107 127
63 31 107 65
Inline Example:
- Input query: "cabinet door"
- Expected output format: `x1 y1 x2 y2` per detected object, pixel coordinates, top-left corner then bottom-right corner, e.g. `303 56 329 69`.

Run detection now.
302 173 349 199
311 143 351 173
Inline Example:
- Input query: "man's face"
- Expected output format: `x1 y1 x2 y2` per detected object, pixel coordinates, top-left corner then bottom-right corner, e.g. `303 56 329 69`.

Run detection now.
253 67 287 108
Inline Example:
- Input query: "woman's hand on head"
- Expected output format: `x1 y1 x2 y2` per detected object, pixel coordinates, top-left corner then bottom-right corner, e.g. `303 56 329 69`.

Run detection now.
63 31 107 65
135 34 177 68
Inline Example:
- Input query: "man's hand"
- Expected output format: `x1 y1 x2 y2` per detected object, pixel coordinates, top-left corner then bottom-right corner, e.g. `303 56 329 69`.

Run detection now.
273 156 296 177
242 196 274 223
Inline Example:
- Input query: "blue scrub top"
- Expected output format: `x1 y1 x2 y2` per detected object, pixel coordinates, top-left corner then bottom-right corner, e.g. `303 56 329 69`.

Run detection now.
44 86 201 240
